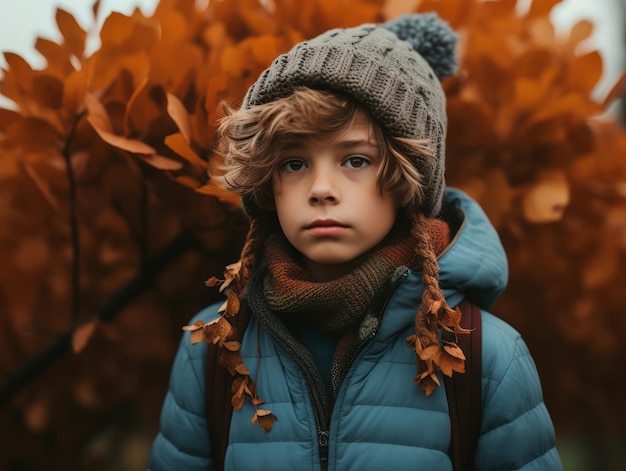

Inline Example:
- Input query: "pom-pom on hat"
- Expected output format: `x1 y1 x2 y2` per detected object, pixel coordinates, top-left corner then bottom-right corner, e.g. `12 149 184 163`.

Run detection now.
243 12 458 218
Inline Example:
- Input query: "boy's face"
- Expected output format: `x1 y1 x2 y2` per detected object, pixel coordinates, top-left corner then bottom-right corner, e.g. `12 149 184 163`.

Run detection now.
272 112 397 281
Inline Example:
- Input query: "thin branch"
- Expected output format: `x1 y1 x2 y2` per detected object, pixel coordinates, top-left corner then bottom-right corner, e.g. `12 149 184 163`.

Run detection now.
0 229 199 407
62 114 83 325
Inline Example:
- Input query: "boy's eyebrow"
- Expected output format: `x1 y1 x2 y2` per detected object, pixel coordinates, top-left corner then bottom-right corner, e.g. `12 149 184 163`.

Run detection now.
336 139 379 149
278 138 379 152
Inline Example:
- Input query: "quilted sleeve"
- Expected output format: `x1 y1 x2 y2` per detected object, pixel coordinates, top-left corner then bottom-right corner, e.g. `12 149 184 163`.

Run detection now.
475 313 563 471
147 308 217 471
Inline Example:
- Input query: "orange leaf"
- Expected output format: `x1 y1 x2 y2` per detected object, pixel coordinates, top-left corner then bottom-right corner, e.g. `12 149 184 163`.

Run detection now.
196 183 241 207
22 164 60 210
0 108 20 132
4 117 63 152
567 51 602 95
175 175 202 189
32 75 64 110
88 120 157 154
137 154 183 171
72 319 99 354
382 0 421 21
85 93 159 155
566 19 594 52
62 69 88 113
3 52 34 83
527 0 561 20
56 9 87 59
164 133 206 171
166 93 193 142
35 38 73 75
522 171 570 223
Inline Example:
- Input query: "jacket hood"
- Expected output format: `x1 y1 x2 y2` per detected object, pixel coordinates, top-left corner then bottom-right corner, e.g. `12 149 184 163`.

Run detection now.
436 187 508 309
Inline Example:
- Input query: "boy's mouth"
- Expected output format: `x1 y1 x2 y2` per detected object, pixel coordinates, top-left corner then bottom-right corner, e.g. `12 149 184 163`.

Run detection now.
304 219 348 236
304 219 347 229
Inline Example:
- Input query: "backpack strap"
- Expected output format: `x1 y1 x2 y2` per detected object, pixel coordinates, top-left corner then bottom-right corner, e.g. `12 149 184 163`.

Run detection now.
443 299 483 471
205 301 251 471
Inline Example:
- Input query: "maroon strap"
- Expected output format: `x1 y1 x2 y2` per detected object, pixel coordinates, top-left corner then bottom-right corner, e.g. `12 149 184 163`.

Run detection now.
205 303 250 471
443 299 483 471
205 340 232 471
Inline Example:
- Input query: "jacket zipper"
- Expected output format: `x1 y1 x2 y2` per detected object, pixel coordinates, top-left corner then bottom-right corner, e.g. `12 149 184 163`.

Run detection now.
343 268 409 371
314 267 409 470
255 266 410 471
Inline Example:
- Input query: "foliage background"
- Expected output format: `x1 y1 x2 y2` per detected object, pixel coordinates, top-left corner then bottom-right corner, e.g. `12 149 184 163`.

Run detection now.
0 0 625 469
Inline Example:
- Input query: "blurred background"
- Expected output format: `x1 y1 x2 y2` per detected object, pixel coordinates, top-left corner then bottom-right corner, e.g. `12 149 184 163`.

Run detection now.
1 0 625 469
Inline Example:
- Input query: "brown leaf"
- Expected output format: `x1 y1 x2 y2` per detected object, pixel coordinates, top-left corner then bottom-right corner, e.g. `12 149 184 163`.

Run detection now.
231 376 247 410
235 363 250 376
217 300 228 315
418 344 440 362
223 341 241 352
443 344 466 361
225 290 241 317
251 409 277 432
182 319 207 344
205 276 224 288
204 316 233 345
220 350 248 376
92 0 102 20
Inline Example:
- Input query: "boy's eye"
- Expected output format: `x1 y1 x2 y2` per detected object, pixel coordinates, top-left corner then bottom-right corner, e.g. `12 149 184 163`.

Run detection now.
343 156 369 169
279 159 307 172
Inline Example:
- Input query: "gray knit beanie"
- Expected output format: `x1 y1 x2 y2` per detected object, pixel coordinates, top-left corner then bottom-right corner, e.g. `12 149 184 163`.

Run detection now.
243 12 458 217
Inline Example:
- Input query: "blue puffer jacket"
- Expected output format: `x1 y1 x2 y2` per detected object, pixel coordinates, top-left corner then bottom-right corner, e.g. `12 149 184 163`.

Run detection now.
148 188 563 470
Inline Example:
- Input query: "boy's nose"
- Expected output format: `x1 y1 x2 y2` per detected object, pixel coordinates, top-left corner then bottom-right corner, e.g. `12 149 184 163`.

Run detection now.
308 169 339 205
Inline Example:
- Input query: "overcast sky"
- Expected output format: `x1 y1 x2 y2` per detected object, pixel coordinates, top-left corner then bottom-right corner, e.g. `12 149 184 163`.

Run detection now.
0 0 624 101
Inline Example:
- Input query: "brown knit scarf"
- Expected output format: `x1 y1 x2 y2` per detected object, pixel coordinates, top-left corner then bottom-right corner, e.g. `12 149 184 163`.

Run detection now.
261 218 450 394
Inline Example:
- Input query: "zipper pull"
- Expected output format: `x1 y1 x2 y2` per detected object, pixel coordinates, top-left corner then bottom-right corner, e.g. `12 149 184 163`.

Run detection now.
318 430 329 463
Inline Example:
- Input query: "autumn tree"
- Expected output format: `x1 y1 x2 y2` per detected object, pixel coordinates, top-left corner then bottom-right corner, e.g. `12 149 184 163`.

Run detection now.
0 0 624 468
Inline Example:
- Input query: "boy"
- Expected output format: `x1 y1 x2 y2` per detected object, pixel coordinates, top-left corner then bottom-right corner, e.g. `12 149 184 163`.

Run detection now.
148 13 563 470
